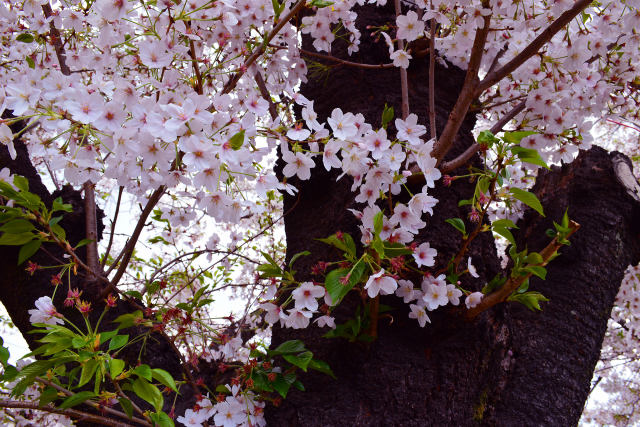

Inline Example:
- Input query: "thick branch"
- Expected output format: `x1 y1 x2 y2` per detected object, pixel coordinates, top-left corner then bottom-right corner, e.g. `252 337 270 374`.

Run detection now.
430 12 491 162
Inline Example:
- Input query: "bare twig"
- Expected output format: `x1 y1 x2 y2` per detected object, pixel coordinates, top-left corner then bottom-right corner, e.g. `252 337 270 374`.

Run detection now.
102 186 123 268
254 71 278 120
0 399 135 427
222 0 306 94
299 48 395 69
34 377 151 426
476 0 592 94
107 186 165 291
41 4 71 76
440 100 526 173
394 0 410 119
83 181 101 277
466 220 580 319
428 18 437 140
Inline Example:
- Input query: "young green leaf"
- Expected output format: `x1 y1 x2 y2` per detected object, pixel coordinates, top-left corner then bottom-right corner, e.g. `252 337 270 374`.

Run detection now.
445 218 466 235
510 188 545 216
59 391 97 409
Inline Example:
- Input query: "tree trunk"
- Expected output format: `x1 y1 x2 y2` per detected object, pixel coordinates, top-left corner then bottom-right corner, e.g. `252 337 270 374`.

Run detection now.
267 4 640 426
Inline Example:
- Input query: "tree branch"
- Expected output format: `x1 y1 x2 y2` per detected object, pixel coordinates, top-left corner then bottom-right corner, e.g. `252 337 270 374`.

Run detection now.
254 71 278 121
428 18 437 140
299 48 395 69
107 186 165 291
222 0 306 95
0 400 135 427
430 10 491 162
394 0 410 119
440 99 526 173
466 220 580 319
476 0 591 94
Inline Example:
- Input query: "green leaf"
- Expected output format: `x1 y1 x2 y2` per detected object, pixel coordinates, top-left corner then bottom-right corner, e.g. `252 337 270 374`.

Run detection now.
215 384 230 394
110 358 125 378
324 261 365 306
0 232 35 246
510 188 545 216
72 336 88 349
445 218 466 235
271 340 306 355
481 274 507 294
59 391 96 409
524 265 547 280
133 364 152 381
373 211 383 236
502 131 536 145
272 372 296 398
118 397 134 419
18 239 41 265
78 359 99 387
477 130 500 147
382 241 412 257
308 359 336 379
283 351 313 372
50 223 66 240
25 56 35 69
52 197 72 212
317 233 356 259
491 219 518 229
510 145 549 169
229 130 245 150
150 411 175 427
16 33 34 43
109 334 129 351
151 368 177 392
38 386 59 407
524 252 543 265
381 103 394 129
492 226 516 247
507 291 549 311
113 311 143 329
310 0 333 7
0 219 34 234
132 378 164 411
74 238 93 249
289 250 310 267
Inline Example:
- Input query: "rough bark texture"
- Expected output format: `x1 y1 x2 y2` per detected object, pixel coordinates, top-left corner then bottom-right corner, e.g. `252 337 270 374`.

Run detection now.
266 4 640 427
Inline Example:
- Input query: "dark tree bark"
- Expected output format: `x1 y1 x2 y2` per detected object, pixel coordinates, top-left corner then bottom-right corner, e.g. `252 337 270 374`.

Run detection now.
266 4 640 426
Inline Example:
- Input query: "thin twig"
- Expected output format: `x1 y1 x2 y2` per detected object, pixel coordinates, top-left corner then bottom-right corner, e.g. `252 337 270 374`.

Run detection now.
83 181 101 277
0 399 135 427
254 71 278 120
428 18 437 140
476 0 592 94
299 48 395 69
107 186 165 291
102 186 123 268
440 100 526 173
466 220 580 319
34 377 151 426
394 0 410 119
